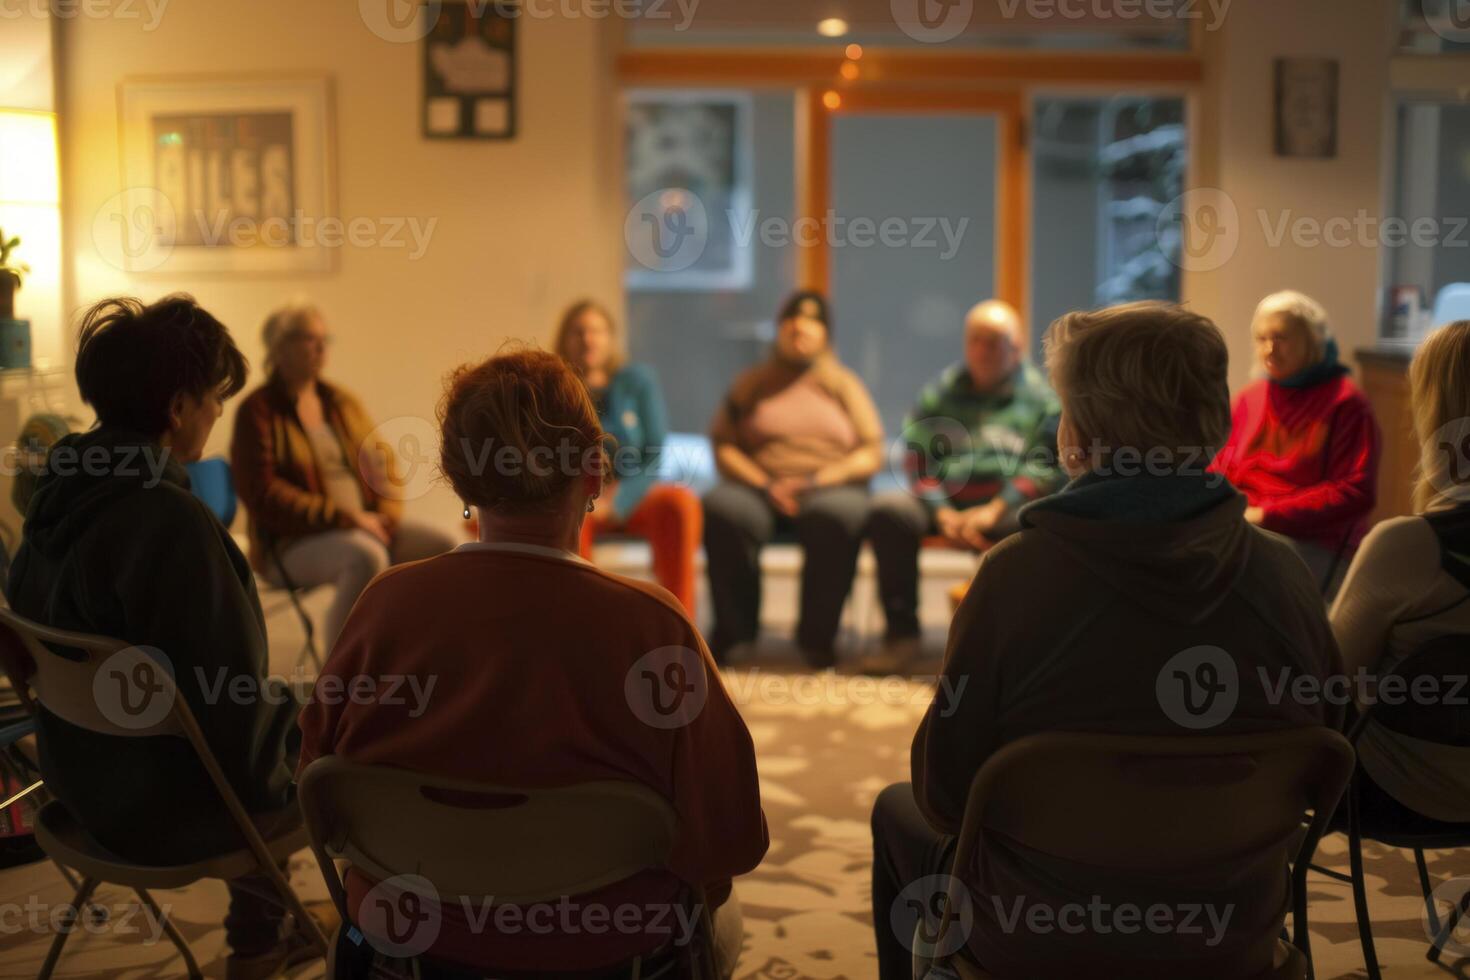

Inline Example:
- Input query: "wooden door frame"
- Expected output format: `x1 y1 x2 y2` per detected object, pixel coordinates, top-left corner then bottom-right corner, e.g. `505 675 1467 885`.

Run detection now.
800 88 1028 317
619 48 1203 335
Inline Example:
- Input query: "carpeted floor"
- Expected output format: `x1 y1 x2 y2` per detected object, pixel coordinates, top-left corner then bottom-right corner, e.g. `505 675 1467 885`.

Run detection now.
0 558 1466 978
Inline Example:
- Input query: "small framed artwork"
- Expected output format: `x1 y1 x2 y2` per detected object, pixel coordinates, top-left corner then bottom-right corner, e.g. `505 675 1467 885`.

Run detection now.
623 90 753 292
424 1 517 140
1274 58 1339 159
115 75 336 274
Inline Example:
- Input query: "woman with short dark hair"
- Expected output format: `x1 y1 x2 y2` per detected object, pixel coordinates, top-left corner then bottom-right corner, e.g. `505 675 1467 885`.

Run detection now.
703 290 883 666
299 348 767 978
6 295 319 979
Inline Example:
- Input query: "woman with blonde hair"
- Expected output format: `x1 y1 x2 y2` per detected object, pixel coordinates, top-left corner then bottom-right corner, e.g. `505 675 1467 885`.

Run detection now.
298 348 766 978
231 302 454 647
1213 290 1381 598
554 300 701 615
1329 319 1470 829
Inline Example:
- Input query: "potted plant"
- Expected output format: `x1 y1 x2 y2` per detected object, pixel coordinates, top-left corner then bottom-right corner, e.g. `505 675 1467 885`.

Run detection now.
0 230 28 321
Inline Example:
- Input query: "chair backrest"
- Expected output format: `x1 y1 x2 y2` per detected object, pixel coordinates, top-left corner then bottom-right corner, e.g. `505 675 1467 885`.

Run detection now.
186 457 238 528
0 604 300 876
1364 634 1470 747
1432 283 1470 329
297 756 678 906
952 728 1354 879
0 605 184 741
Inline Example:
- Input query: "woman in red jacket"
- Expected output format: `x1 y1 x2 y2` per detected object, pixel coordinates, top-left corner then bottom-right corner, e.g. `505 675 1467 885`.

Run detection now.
1214 291 1380 598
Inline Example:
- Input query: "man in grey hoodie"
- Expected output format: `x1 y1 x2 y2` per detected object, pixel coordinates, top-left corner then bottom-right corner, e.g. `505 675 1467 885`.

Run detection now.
4 296 310 980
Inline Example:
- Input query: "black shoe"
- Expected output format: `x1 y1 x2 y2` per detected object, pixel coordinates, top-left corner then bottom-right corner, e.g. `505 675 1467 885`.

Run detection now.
708 630 752 666
798 643 837 670
857 635 921 676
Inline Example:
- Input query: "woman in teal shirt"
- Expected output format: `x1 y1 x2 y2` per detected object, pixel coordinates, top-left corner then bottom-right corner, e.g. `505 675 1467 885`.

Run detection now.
556 300 701 615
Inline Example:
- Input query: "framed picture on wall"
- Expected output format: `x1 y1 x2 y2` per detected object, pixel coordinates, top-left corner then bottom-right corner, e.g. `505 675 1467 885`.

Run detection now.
623 90 753 292
1274 58 1339 159
115 75 336 274
423 1 518 140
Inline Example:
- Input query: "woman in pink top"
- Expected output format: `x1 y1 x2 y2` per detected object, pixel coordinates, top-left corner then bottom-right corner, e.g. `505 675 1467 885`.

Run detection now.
298 349 768 979
704 291 884 667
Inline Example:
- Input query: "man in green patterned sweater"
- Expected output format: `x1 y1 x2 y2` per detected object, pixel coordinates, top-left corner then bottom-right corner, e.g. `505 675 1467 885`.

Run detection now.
866 300 1063 646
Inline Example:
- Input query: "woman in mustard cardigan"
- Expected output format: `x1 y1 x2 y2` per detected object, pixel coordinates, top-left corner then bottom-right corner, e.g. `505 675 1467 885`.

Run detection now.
231 302 455 647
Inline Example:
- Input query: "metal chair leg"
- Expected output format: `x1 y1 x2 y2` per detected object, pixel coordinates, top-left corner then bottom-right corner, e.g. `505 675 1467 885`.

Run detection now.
1414 848 1440 934
1427 885 1470 964
1346 781 1382 980
1291 852 1314 978
134 887 203 980
259 856 330 956
37 875 98 980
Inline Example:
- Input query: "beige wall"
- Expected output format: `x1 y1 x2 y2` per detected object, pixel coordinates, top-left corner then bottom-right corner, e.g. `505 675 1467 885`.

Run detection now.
1189 0 1395 392
51 0 1409 524
59 2 624 534
0 13 55 112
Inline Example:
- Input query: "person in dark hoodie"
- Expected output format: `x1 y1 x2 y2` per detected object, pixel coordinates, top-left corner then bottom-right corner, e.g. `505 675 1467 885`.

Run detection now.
4 296 314 980
870 302 1343 980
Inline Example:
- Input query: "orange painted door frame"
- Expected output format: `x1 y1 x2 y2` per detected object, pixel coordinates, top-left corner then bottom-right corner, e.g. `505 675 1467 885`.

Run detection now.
799 88 1029 320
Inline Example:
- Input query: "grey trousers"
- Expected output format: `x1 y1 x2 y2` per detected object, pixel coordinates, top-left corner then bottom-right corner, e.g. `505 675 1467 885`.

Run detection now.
702 481 869 658
270 519 457 650
1292 537 1351 603
865 492 1020 639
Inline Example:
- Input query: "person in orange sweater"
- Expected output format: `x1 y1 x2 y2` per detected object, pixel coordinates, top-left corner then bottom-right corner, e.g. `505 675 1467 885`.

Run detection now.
555 300 702 617
297 348 768 979
231 303 455 647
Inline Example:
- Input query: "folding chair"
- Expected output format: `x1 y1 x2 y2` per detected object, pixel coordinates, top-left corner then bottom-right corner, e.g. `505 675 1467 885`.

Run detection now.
0 605 329 979
912 728 1355 980
1301 634 1470 980
298 756 718 979
186 457 323 672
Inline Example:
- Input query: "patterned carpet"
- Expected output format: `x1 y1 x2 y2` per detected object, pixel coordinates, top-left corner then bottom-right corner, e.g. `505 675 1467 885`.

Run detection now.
0 559 1465 979
0 654 1464 978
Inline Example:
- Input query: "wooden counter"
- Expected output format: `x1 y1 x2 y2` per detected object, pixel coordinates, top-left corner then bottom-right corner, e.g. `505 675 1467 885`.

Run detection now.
1357 345 1416 525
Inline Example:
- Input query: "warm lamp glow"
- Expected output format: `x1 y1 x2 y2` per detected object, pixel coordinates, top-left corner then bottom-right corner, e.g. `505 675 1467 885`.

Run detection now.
817 17 849 37
822 91 843 110
0 110 60 206
845 43 864 60
841 61 860 81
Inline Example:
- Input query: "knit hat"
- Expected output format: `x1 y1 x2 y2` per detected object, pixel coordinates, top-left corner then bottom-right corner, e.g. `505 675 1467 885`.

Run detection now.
777 290 831 337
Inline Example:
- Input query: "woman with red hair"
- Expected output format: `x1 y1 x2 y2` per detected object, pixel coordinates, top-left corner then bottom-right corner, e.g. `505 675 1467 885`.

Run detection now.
299 348 766 979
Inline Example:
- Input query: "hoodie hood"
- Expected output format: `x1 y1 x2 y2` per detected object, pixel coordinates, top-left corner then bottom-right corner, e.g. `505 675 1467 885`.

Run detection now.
21 428 186 561
1019 470 1253 624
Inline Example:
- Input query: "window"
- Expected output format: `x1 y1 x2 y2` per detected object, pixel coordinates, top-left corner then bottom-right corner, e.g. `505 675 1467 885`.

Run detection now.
1030 96 1187 356
1383 97 1470 339
623 89 797 434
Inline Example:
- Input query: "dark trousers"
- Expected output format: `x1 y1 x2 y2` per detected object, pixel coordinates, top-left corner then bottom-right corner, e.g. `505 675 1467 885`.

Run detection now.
702 481 869 657
870 783 957 980
866 493 1020 639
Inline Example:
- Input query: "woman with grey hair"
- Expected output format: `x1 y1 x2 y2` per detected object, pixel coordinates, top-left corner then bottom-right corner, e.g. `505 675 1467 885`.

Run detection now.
1213 290 1381 599
871 302 1342 979
230 302 455 648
